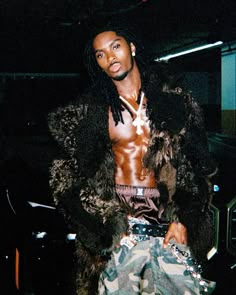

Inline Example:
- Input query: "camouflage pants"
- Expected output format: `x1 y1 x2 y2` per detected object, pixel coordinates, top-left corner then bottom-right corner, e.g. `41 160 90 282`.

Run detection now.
98 237 215 295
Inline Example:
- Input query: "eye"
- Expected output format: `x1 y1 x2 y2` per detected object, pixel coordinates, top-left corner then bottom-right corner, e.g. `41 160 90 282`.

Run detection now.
96 52 103 59
113 43 120 50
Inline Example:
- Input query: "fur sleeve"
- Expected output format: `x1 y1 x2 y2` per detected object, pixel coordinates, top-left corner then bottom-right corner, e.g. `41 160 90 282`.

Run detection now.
48 97 111 178
183 93 217 176
150 90 217 262
173 93 217 262
49 158 128 257
48 100 129 257
48 102 88 157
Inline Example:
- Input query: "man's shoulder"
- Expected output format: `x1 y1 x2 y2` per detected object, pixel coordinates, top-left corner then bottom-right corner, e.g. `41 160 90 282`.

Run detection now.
49 87 100 114
48 87 107 129
146 61 186 89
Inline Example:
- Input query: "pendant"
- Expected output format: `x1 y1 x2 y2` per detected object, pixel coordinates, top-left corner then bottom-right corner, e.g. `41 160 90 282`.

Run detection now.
119 91 146 135
133 116 145 135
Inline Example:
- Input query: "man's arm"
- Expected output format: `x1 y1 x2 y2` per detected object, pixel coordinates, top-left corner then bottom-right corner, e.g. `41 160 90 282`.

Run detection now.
167 93 217 260
48 102 129 256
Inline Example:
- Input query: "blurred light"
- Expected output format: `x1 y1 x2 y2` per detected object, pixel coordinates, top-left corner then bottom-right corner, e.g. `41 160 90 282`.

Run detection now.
230 264 236 269
36 232 47 239
28 201 56 210
155 41 223 61
207 247 217 260
67 233 76 241
213 184 220 192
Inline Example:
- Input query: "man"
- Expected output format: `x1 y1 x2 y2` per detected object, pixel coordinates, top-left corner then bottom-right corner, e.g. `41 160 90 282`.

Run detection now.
48 24 217 294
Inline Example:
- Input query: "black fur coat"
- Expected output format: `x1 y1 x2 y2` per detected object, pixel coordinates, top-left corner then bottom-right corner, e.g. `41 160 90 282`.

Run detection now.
48 71 216 294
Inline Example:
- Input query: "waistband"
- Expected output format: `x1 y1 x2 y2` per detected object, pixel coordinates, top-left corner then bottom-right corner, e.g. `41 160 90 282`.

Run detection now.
115 184 160 198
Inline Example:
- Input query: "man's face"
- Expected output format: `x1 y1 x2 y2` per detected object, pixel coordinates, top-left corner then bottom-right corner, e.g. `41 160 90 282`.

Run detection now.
93 31 136 81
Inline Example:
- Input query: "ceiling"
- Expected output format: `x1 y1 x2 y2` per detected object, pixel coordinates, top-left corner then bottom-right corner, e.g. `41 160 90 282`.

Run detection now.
0 0 236 73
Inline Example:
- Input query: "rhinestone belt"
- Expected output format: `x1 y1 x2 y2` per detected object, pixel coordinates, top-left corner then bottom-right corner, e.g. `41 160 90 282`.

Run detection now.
131 223 169 237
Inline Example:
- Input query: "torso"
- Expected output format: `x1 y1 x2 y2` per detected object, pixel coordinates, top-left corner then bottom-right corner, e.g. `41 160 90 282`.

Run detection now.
108 94 156 187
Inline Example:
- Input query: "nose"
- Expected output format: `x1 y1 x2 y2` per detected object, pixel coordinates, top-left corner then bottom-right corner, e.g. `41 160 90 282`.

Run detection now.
107 50 115 63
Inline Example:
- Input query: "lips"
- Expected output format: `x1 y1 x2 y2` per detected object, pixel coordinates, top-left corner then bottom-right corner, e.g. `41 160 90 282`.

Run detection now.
109 62 121 73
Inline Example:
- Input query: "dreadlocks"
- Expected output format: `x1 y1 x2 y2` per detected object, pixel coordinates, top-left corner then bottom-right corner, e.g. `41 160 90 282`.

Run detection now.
83 22 147 125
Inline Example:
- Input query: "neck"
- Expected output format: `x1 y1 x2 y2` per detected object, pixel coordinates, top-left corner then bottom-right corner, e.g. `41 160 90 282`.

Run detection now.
112 62 141 101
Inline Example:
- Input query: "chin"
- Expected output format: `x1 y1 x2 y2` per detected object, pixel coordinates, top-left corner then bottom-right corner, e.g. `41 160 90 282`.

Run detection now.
112 71 129 81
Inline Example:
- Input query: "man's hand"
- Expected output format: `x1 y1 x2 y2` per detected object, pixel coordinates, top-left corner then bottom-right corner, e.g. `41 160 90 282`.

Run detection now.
163 222 187 248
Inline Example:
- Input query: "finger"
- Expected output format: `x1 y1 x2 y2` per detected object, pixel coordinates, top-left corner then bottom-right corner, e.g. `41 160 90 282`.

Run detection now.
181 236 188 244
163 231 173 248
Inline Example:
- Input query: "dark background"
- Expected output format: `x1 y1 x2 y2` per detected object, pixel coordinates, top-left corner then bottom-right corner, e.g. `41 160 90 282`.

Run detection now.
0 1 236 294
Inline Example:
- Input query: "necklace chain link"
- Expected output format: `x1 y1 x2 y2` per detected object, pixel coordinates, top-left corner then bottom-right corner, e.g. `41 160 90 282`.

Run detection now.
119 91 146 135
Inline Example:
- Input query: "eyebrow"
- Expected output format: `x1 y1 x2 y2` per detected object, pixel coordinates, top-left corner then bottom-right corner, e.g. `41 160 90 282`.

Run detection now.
94 38 121 54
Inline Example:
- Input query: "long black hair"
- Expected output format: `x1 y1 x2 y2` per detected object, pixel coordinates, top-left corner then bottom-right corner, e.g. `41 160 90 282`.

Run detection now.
83 21 148 125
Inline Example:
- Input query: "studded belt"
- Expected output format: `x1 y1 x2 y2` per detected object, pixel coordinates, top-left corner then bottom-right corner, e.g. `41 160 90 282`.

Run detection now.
131 223 169 237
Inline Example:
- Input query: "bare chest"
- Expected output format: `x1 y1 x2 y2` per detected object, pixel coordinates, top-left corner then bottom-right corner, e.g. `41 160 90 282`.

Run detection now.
109 108 150 141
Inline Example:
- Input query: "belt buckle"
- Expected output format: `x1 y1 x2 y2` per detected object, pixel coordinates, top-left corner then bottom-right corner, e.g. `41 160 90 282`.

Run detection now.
136 187 144 196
